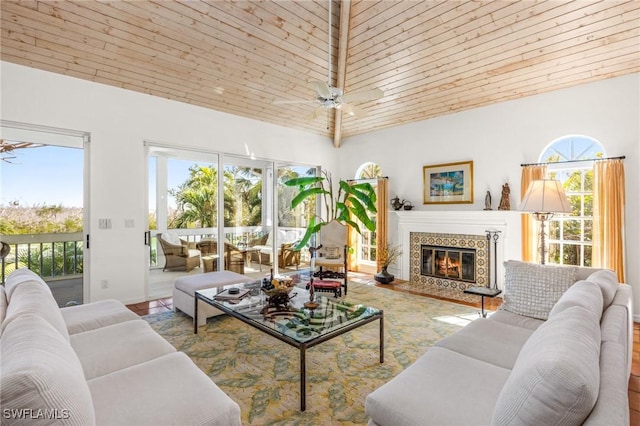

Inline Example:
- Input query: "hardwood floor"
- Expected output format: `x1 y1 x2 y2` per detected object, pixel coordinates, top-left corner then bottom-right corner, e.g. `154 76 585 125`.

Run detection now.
630 322 640 424
127 279 640 422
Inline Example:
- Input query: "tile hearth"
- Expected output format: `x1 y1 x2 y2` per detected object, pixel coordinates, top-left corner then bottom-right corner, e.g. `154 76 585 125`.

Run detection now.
410 232 489 290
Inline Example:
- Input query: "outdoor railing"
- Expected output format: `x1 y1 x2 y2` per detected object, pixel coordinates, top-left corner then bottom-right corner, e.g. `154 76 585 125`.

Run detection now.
1 226 308 282
150 226 308 268
0 232 84 284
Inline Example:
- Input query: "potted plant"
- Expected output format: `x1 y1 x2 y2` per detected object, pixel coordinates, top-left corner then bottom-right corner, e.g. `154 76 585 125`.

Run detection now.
375 242 402 284
284 169 377 250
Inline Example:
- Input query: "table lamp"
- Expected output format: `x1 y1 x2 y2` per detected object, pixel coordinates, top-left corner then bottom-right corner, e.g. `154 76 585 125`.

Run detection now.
520 179 572 264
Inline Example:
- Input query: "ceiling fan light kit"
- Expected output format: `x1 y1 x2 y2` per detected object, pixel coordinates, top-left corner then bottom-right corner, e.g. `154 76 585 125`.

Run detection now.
276 0 383 123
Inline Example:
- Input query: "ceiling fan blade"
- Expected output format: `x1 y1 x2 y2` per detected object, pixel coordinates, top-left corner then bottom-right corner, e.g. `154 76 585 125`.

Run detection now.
306 106 325 121
339 103 367 118
310 81 332 98
272 99 317 105
341 88 384 104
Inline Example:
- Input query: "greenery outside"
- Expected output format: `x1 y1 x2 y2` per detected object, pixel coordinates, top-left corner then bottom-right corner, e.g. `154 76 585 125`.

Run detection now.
285 169 377 249
543 137 602 267
1 205 83 278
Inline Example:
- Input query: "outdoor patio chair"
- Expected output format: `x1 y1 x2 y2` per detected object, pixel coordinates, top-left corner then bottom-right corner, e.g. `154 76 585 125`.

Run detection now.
158 232 201 272
279 242 300 269
196 239 245 275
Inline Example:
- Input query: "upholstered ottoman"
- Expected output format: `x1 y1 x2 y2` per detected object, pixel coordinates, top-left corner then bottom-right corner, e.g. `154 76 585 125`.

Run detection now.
308 279 342 298
173 271 250 326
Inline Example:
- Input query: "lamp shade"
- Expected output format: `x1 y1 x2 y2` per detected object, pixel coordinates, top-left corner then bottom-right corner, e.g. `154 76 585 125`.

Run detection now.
519 180 572 214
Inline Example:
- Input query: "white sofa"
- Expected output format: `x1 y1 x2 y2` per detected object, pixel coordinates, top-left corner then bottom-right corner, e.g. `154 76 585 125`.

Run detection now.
0 268 241 426
365 261 633 426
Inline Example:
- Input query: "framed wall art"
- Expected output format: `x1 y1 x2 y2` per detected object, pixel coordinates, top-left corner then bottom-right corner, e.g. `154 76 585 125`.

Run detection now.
423 161 474 204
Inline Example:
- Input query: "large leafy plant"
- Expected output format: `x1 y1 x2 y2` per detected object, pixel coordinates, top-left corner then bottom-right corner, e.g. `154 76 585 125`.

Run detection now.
284 170 377 249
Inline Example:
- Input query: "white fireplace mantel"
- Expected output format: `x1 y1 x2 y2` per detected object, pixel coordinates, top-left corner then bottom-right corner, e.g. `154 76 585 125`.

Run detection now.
388 210 523 289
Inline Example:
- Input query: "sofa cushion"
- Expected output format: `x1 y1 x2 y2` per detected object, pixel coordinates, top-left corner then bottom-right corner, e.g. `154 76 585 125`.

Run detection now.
583 341 630 426
600 305 629 347
161 231 182 246
284 230 299 243
174 271 249 297
435 318 535 369
586 269 618 310
3 280 70 342
500 260 577 320
265 230 286 246
88 352 241 426
365 346 511 426
70 320 176 380
0 314 95 425
549 279 603 319
487 309 545 331
492 306 601 426
4 268 49 299
61 299 139 334
0 286 6 332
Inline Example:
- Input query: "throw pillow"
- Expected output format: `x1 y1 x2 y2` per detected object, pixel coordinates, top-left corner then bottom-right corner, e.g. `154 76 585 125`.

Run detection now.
325 247 341 259
3 280 71 341
548 280 603 320
586 269 618 310
501 260 577 320
1 314 96 425
492 306 601 425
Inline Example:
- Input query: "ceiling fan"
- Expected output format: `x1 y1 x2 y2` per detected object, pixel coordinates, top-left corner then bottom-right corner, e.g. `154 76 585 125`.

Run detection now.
307 81 383 119
274 0 384 120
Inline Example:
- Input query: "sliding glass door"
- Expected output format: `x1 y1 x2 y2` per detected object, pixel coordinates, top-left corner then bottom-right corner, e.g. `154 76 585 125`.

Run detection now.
146 143 317 299
1 121 89 306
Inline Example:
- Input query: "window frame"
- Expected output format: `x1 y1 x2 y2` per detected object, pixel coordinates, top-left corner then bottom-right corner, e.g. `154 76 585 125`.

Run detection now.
540 135 604 267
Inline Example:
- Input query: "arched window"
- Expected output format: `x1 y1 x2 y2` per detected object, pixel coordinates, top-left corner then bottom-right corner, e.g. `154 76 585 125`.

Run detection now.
540 135 606 266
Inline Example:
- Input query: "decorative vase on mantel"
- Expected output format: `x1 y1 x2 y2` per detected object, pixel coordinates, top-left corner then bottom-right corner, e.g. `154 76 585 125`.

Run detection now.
374 266 394 284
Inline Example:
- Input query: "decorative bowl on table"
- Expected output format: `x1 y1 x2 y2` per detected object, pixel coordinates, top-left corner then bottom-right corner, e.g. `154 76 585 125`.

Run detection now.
261 276 297 306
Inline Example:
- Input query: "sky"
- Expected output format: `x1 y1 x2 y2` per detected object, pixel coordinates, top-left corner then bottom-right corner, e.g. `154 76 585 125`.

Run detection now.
1 145 84 208
0 145 204 210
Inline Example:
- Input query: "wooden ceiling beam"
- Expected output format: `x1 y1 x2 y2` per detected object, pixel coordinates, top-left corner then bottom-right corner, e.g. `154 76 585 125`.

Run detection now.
333 0 351 148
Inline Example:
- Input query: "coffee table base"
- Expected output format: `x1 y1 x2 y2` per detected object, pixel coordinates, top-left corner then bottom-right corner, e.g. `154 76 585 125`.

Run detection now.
194 293 383 411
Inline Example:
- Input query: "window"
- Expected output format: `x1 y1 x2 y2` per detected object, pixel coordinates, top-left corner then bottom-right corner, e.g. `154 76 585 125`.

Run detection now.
354 162 383 267
540 135 605 267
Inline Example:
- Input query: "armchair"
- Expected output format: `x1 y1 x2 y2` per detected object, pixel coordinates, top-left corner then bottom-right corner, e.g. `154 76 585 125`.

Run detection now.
279 242 300 269
247 234 269 265
158 232 201 272
248 230 302 270
196 239 245 275
314 220 348 295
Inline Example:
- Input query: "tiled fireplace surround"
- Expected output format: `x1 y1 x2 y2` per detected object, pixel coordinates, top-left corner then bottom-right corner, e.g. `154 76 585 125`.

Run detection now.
389 211 522 291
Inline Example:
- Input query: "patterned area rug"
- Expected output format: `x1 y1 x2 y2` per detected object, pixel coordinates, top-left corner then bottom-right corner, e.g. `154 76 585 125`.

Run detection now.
143 281 478 425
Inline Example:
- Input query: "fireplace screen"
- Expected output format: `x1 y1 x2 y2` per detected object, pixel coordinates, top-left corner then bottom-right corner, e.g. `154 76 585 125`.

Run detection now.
421 245 476 282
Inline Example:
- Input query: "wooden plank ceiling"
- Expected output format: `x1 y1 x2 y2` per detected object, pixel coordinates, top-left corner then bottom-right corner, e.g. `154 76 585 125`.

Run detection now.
2 1 639 147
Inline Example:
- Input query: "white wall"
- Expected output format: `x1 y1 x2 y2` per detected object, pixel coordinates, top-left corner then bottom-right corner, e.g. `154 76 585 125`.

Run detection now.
3 61 638 319
1 62 337 304
338 74 640 320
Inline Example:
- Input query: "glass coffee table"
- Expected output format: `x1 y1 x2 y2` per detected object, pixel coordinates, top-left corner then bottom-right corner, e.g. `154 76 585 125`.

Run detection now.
194 283 384 411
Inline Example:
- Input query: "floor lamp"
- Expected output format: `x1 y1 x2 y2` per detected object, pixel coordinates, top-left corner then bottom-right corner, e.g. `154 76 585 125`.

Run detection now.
520 180 572 265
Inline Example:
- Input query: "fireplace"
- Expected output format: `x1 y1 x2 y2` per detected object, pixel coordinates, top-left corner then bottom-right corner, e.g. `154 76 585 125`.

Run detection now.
389 211 521 291
410 232 488 290
421 245 476 282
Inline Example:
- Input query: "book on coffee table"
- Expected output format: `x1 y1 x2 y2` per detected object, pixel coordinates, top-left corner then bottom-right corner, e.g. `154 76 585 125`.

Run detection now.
213 288 251 301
